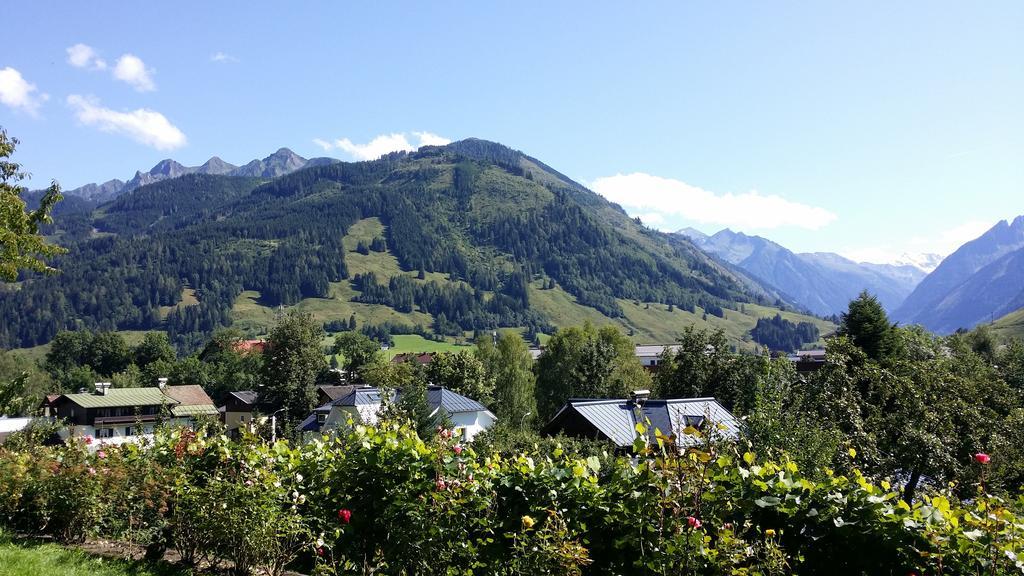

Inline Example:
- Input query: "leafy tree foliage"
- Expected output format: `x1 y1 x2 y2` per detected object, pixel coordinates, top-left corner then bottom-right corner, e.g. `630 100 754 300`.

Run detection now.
0 127 65 282
0 350 52 415
535 323 651 420
259 312 326 423
478 332 537 428
423 350 495 406
331 331 381 381
653 326 761 414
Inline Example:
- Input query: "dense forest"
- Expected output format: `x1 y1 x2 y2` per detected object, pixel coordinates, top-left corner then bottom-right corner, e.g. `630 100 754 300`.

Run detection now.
749 313 821 351
0 139 778 351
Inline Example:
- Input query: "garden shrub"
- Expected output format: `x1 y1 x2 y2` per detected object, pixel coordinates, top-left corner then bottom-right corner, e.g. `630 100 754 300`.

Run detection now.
0 421 1022 575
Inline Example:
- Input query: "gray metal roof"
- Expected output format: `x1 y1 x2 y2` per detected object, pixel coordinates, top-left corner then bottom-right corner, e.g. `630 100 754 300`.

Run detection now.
568 400 637 446
330 386 490 415
331 387 389 407
549 397 739 448
634 344 681 358
229 390 258 405
427 386 489 414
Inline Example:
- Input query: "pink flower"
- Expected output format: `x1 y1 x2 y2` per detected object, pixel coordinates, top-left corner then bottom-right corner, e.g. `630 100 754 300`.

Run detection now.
83 436 93 445
686 516 702 529
453 445 463 455
974 453 991 465
436 479 447 491
337 508 352 523
96 450 107 460
87 467 96 476
317 547 324 556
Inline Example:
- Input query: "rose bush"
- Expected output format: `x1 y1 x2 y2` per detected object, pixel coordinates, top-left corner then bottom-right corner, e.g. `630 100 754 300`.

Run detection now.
0 420 1021 575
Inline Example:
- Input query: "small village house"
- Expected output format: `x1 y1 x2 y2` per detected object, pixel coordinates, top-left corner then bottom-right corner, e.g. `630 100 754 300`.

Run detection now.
309 385 496 441
542 391 739 449
49 380 218 445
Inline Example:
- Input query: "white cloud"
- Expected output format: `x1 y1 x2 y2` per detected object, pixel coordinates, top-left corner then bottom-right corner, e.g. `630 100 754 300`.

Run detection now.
589 172 837 231
313 132 452 160
210 52 239 63
636 212 665 225
113 54 155 92
0 67 48 115
841 219 995 267
66 43 107 70
67 94 186 150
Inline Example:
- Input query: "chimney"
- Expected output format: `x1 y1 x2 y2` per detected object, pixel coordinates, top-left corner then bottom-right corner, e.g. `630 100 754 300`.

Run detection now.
94 382 112 396
630 389 650 407
157 377 168 389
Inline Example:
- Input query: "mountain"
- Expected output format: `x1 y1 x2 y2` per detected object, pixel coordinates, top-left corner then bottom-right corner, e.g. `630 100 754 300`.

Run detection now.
679 229 924 316
894 217 1024 332
62 179 126 202
50 148 332 202
230 148 308 178
890 252 944 274
2 139 827 352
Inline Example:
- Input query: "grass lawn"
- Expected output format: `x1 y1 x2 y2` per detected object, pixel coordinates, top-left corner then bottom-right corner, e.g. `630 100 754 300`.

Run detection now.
0 535 189 576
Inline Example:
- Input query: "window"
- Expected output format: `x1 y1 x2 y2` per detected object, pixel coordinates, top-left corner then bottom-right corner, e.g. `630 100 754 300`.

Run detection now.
316 413 327 424
125 426 134 436
97 428 113 438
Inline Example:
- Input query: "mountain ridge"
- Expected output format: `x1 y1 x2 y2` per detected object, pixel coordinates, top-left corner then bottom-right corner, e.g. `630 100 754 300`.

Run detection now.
677 228 924 316
894 216 1024 332
50 148 339 202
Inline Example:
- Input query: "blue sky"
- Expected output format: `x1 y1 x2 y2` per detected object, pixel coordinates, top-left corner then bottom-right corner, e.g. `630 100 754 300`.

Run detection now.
2 1 1022 264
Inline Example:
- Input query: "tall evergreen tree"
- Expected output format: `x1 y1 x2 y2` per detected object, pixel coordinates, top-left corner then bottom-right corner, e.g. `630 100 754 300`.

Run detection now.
837 291 898 361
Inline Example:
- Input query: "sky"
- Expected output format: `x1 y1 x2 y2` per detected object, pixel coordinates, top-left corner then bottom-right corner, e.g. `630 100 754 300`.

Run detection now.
2 1 1022 265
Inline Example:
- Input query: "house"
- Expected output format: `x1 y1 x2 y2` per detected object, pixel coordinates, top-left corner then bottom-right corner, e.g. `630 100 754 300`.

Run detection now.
309 385 497 441
233 339 268 354
541 391 740 449
316 385 360 406
787 349 826 373
390 352 436 365
0 416 35 444
49 381 218 445
634 344 682 369
221 390 258 435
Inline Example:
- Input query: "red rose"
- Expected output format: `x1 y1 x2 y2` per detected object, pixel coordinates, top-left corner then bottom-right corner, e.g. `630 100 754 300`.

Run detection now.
974 453 991 465
317 547 324 556
337 508 352 523
453 445 463 455
436 479 447 491
686 516 702 529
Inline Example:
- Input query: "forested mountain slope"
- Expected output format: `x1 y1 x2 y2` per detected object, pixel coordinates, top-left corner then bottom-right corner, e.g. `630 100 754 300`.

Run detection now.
1 139 813 351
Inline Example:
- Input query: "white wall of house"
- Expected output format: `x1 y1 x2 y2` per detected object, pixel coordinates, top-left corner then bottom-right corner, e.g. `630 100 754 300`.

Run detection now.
59 417 200 447
447 410 496 442
322 404 495 442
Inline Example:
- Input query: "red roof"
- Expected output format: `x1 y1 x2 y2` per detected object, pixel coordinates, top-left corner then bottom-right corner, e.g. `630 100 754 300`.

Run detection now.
391 352 435 365
233 339 268 353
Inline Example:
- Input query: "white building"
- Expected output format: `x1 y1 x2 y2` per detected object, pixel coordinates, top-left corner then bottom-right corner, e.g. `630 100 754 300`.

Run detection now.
306 385 497 442
48 382 219 446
